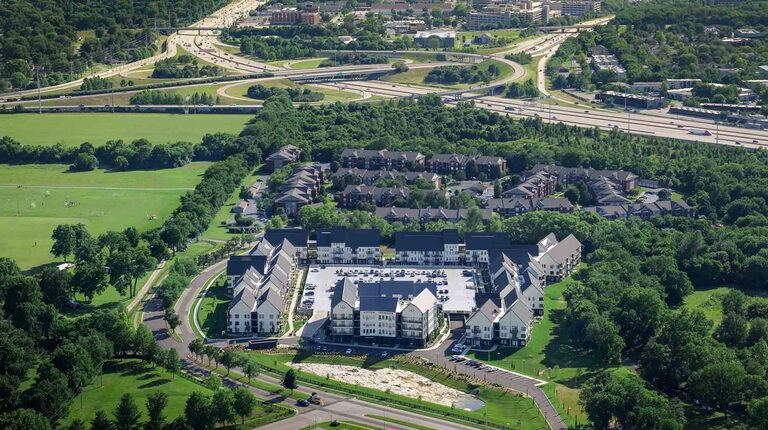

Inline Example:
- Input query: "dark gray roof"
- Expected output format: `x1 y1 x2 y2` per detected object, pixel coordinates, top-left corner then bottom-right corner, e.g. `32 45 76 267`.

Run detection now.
489 246 538 268
258 287 285 311
316 228 381 248
464 232 510 251
395 230 459 252
331 277 358 308
358 280 437 299
229 288 256 312
264 229 309 247
227 255 268 277
359 296 399 312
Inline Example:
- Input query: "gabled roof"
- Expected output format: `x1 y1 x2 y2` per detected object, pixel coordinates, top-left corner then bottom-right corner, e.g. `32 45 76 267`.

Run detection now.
229 288 256 312
226 255 268 277
331 277 358 308
264 229 309 248
359 296 399 312
258 287 284 311
408 288 438 313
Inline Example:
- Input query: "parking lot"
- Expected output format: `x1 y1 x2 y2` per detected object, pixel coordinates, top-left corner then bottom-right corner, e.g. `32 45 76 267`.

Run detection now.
299 265 478 314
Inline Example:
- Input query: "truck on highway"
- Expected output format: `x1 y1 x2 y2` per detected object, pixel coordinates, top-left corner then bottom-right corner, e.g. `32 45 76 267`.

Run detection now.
688 128 712 136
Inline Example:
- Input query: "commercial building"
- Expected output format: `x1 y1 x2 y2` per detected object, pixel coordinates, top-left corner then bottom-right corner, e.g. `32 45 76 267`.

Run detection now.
413 30 457 48
555 0 601 16
316 228 382 265
271 9 321 25
384 20 427 34
394 229 461 265
596 91 668 109
590 54 626 79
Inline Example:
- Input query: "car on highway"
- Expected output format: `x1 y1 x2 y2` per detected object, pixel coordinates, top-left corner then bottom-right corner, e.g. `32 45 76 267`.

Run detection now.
505 106 515 111
754 139 760 144
381 351 388 357
345 348 353 354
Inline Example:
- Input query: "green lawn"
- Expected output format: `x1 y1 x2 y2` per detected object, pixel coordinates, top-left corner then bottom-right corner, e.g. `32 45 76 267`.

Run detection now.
201 169 262 242
243 351 548 430
60 359 293 429
683 286 768 330
380 59 514 89
289 58 328 69
198 275 231 338
464 270 610 426
0 113 253 146
221 79 362 104
61 359 211 427
366 414 435 430
0 163 209 270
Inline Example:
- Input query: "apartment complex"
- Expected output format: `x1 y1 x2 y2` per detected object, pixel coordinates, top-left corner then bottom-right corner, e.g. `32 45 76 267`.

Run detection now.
502 171 558 199
332 168 442 189
316 228 382 265
341 149 426 171
271 9 321 25
341 149 506 179
266 144 302 172
330 279 440 347
273 163 324 216
375 206 494 223
226 236 304 335
583 200 695 220
340 185 410 208
486 197 574 216
394 229 461 265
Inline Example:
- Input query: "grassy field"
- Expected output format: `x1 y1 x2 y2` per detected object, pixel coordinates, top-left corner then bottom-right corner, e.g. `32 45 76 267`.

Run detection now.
198 275 231 338
243 350 548 430
464 270 607 426
289 58 328 69
0 113 253 146
683 286 768 330
221 79 362 103
0 163 209 270
60 359 293 429
201 169 262 242
380 59 514 89
61 359 211 427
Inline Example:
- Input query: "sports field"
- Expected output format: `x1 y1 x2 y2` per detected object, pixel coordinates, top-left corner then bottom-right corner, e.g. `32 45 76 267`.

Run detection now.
0 163 210 270
0 113 253 147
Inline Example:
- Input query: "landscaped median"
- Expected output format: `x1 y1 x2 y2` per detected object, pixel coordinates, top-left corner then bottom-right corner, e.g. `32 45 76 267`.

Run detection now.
238 349 549 430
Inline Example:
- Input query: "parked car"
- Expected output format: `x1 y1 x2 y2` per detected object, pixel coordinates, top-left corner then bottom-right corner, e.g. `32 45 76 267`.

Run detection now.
297 399 310 407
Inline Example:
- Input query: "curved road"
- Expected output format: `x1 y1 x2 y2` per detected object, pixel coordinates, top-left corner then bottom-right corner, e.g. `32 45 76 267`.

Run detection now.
143 258 492 430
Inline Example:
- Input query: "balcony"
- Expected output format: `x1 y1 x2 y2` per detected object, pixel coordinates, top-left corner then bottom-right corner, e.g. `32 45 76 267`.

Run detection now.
332 327 353 334
332 321 353 327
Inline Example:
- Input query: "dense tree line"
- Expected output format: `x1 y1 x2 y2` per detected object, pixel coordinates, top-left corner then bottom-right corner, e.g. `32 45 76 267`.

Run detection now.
246 84 324 102
0 0 230 92
319 52 389 67
129 89 217 105
505 79 539 98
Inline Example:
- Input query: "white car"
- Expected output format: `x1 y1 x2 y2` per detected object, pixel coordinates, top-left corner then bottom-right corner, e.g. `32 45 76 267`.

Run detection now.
345 348 353 354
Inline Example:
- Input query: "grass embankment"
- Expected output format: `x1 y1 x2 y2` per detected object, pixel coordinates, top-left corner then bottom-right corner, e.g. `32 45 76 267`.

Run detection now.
683 286 768 331
0 162 210 270
464 269 606 427
221 78 362 103
380 59 514 90
59 359 293 429
242 350 548 430
0 113 252 147
198 275 231 338
200 168 262 242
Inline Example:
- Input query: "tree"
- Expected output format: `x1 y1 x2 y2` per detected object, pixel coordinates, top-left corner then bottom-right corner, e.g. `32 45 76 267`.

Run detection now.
211 389 236 425
715 312 749 348
164 349 180 379
73 262 109 301
37 266 73 309
282 369 298 393
145 391 168 430
203 345 220 368
184 392 214 430
564 185 581 205
66 418 87 430
687 361 747 412
113 393 141 430
203 375 221 391
71 152 99 171
51 224 76 262
188 339 204 361
0 409 52 430
90 410 114 430
232 387 256 424
242 358 260 384
164 308 181 333
134 325 156 362
219 348 236 376
749 396 768 430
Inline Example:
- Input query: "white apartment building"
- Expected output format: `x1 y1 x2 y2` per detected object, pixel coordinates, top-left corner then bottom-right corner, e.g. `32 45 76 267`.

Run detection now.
316 228 381 265
394 230 461 266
